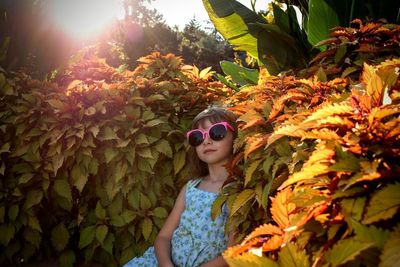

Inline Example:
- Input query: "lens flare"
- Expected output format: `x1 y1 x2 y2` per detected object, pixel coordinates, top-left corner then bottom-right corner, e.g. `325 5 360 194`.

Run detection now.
45 0 124 39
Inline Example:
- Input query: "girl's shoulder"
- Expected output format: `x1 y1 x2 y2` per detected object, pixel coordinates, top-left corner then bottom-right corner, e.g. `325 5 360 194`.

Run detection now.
186 178 202 189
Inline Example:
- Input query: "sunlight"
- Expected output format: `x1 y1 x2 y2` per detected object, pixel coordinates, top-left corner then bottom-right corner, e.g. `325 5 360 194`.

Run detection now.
45 0 124 39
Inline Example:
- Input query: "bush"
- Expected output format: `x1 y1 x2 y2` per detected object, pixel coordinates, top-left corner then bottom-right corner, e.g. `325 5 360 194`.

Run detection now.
0 52 230 266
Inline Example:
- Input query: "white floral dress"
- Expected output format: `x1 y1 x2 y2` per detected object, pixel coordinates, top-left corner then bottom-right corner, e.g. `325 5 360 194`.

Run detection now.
123 178 229 267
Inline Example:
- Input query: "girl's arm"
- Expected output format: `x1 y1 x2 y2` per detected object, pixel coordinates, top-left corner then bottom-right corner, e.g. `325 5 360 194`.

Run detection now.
199 232 237 267
154 184 187 267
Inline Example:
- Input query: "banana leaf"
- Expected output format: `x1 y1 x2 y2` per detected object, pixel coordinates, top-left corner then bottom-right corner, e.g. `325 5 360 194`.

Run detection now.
202 0 306 75
220 60 259 86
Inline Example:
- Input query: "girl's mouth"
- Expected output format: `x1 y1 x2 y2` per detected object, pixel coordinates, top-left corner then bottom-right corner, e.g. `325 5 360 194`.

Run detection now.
203 149 216 154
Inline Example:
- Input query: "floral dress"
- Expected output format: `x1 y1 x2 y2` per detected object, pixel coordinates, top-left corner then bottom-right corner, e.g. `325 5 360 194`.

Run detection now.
123 178 228 267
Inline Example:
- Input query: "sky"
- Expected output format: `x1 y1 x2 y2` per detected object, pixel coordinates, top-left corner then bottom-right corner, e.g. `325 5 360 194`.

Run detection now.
149 0 271 30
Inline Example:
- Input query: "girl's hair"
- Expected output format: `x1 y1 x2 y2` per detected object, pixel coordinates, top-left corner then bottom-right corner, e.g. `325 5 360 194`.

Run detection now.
189 106 238 177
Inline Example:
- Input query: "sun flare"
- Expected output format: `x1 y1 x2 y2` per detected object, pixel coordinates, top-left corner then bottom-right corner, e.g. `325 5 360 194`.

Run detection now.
46 0 124 39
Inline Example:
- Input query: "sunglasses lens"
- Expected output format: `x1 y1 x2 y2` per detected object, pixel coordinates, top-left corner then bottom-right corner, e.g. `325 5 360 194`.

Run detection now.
188 131 204 146
209 124 227 141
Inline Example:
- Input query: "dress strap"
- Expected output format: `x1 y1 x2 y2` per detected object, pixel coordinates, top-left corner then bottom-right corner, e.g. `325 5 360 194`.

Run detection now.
187 178 202 189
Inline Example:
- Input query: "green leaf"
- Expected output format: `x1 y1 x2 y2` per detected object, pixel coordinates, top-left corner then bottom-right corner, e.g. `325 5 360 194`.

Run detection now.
137 147 153 159
96 225 108 244
220 60 259 86
121 210 136 224
24 190 43 210
330 146 360 172
18 173 35 185
173 150 186 175
47 99 65 109
307 0 340 46
104 147 118 163
114 161 128 183
325 238 373 266
156 139 173 158
140 193 152 210
152 207 168 218
211 194 227 220
51 223 70 251
110 214 125 227
278 242 310 267
28 215 42 232
340 197 366 221
244 159 262 185
231 189 254 215
8 205 19 221
54 179 72 201
142 217 153 240
95 202 106 220
363 183 400 224
71 165 88 193
334 44 347 64
145 119 165 127
99 126 118 141
0 142 10 154
380 224 400 267
79 225 96 248
352 220 390 249
102 233 115 255
203 0 263 62
59 250 76 267
0 223 15 245
128 189 140 210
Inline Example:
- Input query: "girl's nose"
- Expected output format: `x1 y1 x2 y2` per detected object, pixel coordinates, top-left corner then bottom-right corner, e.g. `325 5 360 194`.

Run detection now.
203 133 212 144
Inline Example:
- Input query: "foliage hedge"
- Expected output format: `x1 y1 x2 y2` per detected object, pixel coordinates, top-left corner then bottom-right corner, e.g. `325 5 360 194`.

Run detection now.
216 21 400 266
0 52 230 266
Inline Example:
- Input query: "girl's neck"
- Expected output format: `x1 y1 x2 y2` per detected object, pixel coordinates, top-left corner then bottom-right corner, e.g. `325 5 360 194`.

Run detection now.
205 164 229 183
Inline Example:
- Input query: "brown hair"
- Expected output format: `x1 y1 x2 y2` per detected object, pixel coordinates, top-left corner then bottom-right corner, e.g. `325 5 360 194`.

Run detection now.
189 106 238 177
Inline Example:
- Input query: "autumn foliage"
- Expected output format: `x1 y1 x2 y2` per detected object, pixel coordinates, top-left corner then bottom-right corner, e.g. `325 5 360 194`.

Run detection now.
217 21 400 267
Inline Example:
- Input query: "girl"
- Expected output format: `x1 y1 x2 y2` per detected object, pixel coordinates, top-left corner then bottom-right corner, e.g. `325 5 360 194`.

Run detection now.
124 106 237 267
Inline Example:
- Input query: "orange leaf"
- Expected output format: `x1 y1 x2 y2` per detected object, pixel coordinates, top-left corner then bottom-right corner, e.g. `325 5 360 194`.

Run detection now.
262 235 284 252
243 223 283 243
270 187 296 229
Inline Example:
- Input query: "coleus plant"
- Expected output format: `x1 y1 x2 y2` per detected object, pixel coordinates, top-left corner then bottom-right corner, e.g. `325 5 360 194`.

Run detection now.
0 51 230 266
220 58 400 266
304 20 400 80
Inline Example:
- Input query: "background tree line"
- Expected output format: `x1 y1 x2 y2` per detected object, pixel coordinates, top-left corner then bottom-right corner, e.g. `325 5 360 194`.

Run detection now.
0 0 234 79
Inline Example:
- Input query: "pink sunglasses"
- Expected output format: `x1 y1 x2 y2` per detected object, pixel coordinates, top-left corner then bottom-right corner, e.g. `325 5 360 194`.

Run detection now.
186 121 234 146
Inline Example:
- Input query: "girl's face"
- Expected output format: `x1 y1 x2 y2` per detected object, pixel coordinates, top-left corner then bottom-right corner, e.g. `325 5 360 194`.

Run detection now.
194 118 234 166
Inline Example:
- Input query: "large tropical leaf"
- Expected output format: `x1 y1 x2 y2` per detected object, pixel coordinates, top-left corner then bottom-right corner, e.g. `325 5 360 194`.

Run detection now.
202 0 306 74
202 0 264 60
307 0 340 46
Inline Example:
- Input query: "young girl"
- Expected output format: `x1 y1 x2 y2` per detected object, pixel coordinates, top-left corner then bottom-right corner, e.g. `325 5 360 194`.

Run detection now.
123 106 238 267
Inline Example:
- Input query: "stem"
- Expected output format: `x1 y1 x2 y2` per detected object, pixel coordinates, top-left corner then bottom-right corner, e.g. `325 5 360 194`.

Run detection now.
251 0 256 12
349 0 355 26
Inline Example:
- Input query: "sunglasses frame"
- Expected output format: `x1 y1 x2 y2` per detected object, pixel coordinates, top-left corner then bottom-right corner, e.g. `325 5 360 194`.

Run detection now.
186 121 235 146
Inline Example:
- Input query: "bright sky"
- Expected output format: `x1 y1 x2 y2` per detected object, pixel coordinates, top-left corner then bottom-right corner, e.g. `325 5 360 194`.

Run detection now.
45 0 272 39
149 0 271 29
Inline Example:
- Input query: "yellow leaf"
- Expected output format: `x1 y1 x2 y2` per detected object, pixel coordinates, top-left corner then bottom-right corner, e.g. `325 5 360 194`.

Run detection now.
244 159 262 185
304 102 353 123
231 189 254 215
363 63 384 107
142 217 153 240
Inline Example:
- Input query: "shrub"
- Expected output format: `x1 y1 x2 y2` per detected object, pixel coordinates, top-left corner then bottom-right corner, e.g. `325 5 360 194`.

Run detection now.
0 52 230 266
